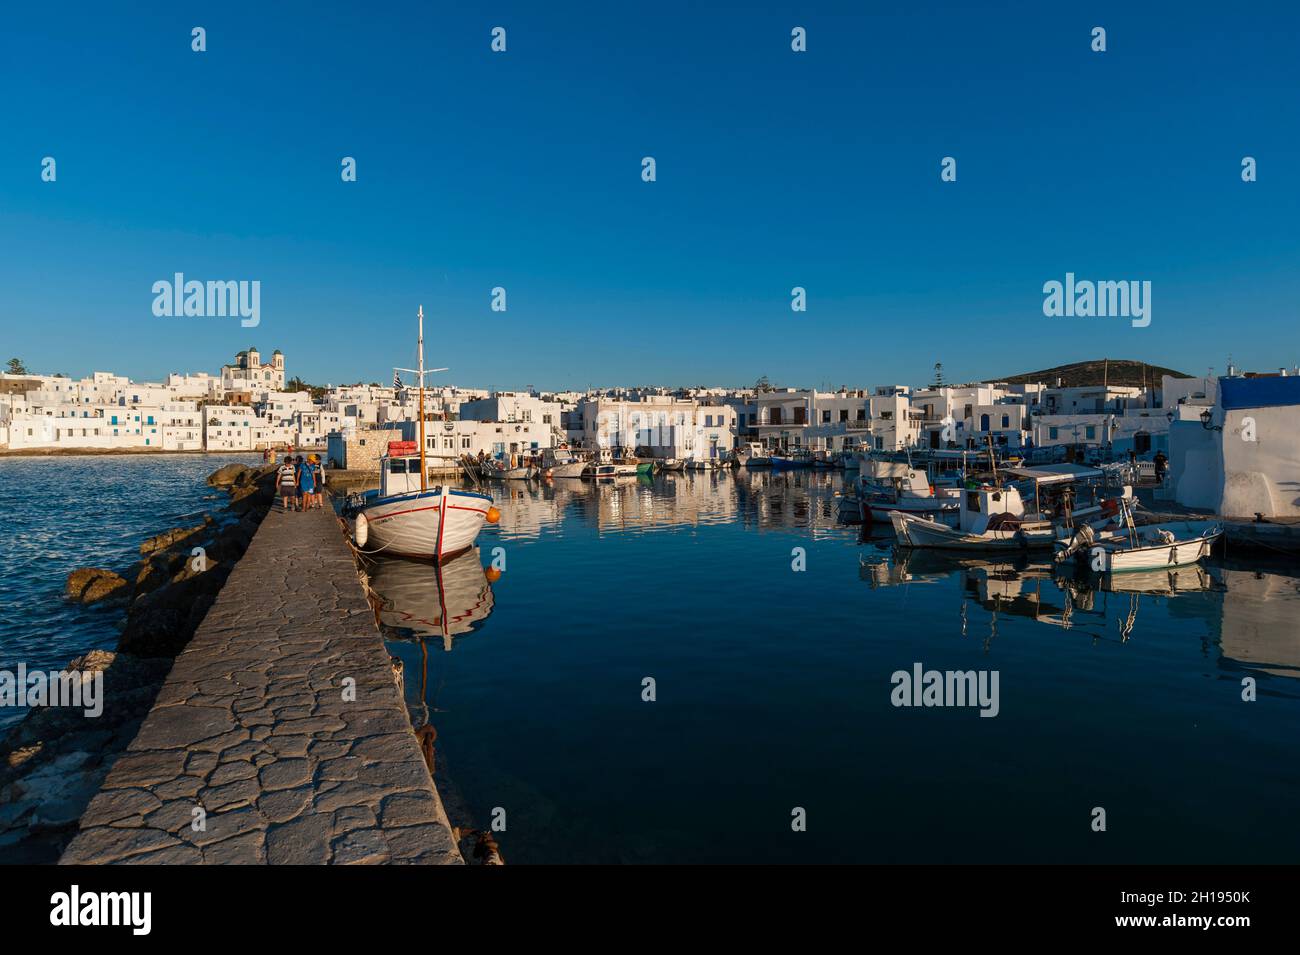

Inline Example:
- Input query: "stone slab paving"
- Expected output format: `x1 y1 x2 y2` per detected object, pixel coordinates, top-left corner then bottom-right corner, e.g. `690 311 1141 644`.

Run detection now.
60 506 462 865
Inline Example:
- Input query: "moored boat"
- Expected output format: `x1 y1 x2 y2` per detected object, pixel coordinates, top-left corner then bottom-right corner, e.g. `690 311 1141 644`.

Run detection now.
737 443 772 468
1054 499 1222 573
541 446 587 479
351 307 500 561
854 460 959 523
891 464 1125 552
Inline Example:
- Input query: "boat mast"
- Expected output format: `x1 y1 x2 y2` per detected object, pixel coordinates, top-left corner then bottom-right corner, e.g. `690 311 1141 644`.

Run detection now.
418 305 427 493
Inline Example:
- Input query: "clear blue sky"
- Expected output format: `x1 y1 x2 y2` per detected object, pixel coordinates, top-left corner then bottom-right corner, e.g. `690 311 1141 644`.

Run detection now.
2 1 1297 390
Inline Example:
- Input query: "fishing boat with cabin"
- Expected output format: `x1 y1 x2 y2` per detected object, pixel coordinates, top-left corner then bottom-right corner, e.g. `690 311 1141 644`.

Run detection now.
349 307 500 560
890 462 1126 551
540 445 588 479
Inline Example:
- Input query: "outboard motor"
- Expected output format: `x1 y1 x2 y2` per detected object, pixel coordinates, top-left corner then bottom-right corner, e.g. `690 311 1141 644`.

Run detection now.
1055 523 1095 563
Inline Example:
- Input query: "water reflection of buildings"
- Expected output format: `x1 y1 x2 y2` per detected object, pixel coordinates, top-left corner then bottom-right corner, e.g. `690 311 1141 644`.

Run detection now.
486 469 849 539
1213 565 1300 680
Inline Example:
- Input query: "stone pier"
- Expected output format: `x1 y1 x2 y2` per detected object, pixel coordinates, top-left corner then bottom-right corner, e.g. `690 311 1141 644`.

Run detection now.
60 506 462 865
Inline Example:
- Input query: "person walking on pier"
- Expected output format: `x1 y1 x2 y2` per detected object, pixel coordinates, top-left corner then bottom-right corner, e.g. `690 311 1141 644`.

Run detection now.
296 453 316 511
277 454 297 512
309 454 325 510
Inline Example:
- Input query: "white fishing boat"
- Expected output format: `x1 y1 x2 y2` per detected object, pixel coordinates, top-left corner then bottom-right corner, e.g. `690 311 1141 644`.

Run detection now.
541 446 587 479
1055 499 1221 573
891 464 1124 552
854 460 959 522
583 447 638 478
737 443 772 468
351 306 500 560
659 457 686 472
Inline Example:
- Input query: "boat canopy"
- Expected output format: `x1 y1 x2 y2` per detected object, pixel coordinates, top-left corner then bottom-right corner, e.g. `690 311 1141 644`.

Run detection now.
866 460 914 479
1004 463 1104 485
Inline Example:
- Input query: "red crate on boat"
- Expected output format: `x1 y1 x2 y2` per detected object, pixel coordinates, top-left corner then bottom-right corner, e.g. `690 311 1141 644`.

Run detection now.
387 440 418 456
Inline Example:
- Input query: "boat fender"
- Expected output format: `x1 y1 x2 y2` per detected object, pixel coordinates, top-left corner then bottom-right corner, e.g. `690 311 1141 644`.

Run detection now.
354 512 369 547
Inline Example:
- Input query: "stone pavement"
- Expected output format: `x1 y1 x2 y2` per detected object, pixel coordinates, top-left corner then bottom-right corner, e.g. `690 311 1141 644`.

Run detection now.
60 506 462 865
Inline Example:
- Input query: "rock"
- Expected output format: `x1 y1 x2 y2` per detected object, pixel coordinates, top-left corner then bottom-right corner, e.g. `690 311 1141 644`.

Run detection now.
65 567 130 604
227 482 273 515
139 517 213 556
117 606 187 656
207 463 252 487
119 565 231 656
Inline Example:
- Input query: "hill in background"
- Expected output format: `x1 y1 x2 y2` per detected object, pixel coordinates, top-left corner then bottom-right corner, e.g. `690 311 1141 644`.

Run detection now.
987 359 1191 389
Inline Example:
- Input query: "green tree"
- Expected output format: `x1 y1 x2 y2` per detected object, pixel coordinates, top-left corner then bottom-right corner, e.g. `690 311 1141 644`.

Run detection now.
6 358 28 375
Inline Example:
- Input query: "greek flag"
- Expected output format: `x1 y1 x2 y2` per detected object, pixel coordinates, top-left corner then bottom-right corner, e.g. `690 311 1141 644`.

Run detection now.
393 371 401 390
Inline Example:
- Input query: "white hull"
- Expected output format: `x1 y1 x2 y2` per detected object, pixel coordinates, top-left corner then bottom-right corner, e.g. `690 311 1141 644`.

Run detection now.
1102 536 1215 572
865 497 957 518
891 511 1055 550
355 488 492 560
548 461 587 478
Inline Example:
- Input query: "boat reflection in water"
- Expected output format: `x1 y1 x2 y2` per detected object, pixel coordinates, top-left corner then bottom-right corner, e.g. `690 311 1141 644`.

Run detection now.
362 546 496 652
860 546 1223 645
360 546 497 756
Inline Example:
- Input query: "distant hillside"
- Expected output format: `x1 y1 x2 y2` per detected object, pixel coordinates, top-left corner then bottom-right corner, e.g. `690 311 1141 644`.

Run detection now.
988 359 1191 389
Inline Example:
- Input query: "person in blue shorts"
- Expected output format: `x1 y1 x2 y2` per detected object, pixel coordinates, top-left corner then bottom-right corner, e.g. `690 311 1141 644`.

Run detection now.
296 454 315 511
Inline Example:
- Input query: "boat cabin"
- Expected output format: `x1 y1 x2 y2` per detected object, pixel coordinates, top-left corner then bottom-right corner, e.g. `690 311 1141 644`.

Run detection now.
957 485 1029 534
380 455 428 497
864 460 934 500
543 446 582 467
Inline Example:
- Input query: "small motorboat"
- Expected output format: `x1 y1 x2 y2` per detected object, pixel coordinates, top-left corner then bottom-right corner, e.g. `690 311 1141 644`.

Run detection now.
737 443 772 468
1055 499 1222 573
540 446 586 479
854 460 959 524
583 447 638 478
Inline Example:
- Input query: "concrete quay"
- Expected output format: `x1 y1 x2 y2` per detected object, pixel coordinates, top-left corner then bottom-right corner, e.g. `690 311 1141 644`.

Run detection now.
60 505 462 865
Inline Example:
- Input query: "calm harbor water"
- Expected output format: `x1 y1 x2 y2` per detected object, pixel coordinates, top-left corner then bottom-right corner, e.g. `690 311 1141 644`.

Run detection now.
370 468 1300 864
0 453 263 730
6 458 1297 863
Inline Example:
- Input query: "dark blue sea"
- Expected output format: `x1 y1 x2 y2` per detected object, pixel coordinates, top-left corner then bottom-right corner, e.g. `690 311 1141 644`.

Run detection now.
0 453 263 729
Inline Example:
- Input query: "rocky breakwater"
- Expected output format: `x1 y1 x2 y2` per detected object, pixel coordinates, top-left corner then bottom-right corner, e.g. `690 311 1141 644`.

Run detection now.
0 463 276 862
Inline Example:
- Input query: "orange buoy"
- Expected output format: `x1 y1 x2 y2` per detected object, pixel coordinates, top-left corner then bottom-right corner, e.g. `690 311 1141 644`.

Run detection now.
485 506 501 524
485 567 502 583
